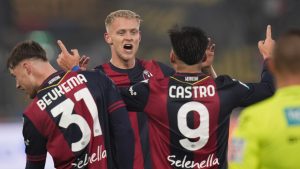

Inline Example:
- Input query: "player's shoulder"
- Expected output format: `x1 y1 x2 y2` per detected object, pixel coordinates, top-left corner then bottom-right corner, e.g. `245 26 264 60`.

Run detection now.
78 69 108 80
138 59 166 68
23 98 45 120
94 64 106 72
138 59 158 67
147 75 169 89
138 59 174 76
24 98 38 113
214 75 239 88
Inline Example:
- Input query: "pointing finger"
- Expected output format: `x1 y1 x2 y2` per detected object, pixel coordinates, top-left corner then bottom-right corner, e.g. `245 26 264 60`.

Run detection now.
266 25 272 40
207 38 212 49
57 40 70 55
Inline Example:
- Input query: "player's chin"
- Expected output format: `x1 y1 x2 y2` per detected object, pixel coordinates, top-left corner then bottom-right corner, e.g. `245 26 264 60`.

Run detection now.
121 53 135 61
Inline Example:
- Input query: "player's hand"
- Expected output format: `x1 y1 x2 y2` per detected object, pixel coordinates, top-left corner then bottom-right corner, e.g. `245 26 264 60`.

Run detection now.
79 55 90 71
258 25 275 60
202 38 217 78
202 38 215 68
205 38 215 64
57 40 80 71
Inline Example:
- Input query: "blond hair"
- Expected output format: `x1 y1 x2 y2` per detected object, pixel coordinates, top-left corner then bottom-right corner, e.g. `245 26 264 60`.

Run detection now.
105 10 142 30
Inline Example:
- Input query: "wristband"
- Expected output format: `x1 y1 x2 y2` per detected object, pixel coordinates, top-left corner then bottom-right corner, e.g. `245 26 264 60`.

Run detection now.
71 65 80 71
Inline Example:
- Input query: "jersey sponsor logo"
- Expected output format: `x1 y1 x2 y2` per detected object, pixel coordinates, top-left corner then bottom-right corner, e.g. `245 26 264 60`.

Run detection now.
169 85 215 99
71 145 107 168
185 76 199 82
285 107 300 126
229 138 245 163
36 74 88 111
167 153 219 168
48 75 61 85
142 70 153 80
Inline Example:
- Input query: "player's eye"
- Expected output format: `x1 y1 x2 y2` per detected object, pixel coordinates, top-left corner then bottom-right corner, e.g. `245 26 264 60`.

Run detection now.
130 30 138 35
117 30 125 35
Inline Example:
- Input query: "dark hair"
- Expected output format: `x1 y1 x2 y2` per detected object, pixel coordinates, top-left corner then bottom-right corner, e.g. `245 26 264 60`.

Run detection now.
168 26 208 65
7 40 47 69
273 29 300 74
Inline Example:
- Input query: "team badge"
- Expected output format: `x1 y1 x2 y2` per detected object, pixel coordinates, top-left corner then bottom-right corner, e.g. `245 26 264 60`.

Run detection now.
142 70 153 80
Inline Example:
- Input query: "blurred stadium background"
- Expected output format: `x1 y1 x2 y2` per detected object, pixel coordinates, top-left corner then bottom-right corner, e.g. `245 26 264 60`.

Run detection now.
0 0 299 168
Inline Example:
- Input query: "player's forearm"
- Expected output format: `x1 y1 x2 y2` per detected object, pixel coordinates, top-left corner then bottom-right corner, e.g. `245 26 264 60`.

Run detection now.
114 128 134 169
260 59 274 88
109 108 134 169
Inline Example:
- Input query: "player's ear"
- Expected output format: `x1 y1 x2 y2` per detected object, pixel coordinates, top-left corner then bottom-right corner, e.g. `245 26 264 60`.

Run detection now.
22 61 31 75
170 49 176 64
104 32 112 45
139 31 142 42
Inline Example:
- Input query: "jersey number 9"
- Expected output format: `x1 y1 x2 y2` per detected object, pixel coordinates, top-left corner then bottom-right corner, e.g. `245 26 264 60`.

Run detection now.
177 101 209 151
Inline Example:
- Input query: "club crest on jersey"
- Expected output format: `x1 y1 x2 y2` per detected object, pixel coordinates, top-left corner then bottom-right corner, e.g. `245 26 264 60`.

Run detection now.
142 70 153 80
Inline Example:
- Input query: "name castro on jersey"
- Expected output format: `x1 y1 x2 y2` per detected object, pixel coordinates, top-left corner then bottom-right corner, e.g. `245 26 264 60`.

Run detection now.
169 85 215 99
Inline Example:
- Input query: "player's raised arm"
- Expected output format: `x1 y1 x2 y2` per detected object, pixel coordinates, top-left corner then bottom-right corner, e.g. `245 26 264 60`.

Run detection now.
258 25 275 60
57 40 82 71
235 25 275 106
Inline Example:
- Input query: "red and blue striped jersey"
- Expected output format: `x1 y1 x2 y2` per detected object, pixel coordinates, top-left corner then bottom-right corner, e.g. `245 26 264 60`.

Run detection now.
120 62 274 169
23 70 134 169
95 59 174 169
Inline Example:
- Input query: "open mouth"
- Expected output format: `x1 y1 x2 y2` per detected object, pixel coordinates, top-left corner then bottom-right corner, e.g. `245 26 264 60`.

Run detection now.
123 44 133 50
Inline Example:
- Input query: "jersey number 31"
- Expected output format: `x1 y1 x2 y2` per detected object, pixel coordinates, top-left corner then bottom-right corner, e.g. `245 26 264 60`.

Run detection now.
51 88 102 152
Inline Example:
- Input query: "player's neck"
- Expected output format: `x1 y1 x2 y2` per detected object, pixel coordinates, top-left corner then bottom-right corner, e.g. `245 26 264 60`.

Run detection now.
35 63 57 86
175 63 202 74
110 57 135 69
276 74 300 88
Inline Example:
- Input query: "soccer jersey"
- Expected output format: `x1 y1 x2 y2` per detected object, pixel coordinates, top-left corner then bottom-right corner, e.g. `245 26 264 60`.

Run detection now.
23 70 134 169
95 59 174 169
229 86 300 169
120 62 274 169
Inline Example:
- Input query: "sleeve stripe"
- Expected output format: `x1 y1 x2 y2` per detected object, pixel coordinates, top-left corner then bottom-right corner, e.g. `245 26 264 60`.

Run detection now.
108 100 123 110
27 154 47 161
108 101 126 113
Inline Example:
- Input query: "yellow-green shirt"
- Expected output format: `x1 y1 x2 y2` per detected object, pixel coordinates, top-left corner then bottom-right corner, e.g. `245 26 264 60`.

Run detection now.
229 85 300 169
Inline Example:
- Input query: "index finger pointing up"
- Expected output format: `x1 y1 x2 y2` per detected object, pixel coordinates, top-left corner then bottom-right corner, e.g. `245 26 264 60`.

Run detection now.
57 40 70 55
266 25 272 40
